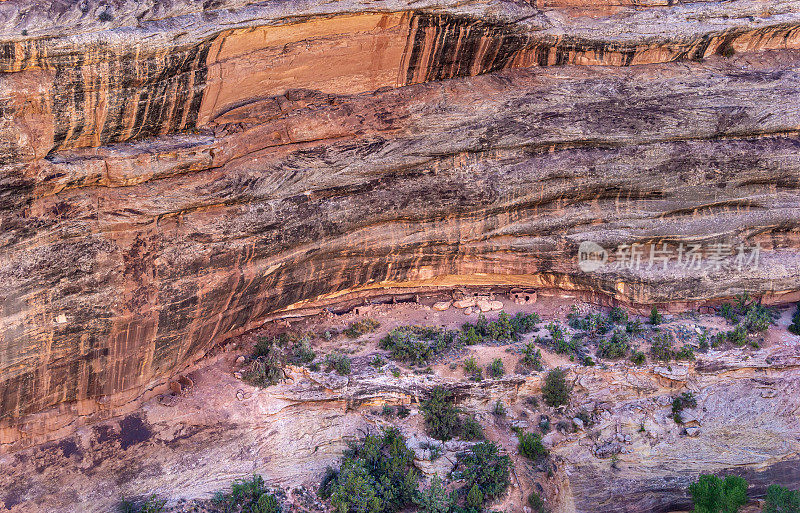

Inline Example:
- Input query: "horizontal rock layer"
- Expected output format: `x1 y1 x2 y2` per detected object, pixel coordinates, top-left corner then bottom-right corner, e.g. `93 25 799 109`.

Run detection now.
0 0 799 449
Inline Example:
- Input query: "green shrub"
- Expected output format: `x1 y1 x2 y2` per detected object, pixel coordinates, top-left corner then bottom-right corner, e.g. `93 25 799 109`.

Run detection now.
726 325 748 347
330 459 382 513
488 358 505 378
630 351 646 365
460 312 540 344
421 386 461 441
246 334 320 385
528 491 548 513
650 332 676 361
546 323 580 355
453 441 511 506
762 484 800 513
493 400 506 416
370 355 386 367
608 306 628 325
626 319 644 334
742 303 773 333
213 475 281 513
380 326 458 365
720 303 739 324
463 356 482 381
789 304 800 335
675 345 696 361
344 318 380 338
120 495 166 513
291 340 317 364
568 310 612 335
521 343 544 371
538 416 551 433
650 306 662 325
688 474 748 513
698 331 710 352
244 342 285 387
574 409 595 428
325 353 352 375
542 368 571 407
465 484 484 509
672 392 697 424
328 428 418 513
597 329 630 359
517 432 548 460
416 475 453 513
460 416 485 440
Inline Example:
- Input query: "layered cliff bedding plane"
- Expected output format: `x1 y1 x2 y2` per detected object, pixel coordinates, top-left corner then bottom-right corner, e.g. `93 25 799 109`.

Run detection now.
0 0 799 511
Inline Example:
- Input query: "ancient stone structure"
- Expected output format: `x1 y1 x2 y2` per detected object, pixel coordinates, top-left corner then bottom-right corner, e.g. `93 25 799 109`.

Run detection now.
0 0 799 439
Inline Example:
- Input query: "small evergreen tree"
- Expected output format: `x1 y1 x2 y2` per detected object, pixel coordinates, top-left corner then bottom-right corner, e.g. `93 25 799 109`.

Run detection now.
763 484 800 513
416 476 453 513
650 306 663 325
789 304 800 335
465 485 483 510
542 368 571 407
421 386 460 441
517 432 548 460
688 474 748 513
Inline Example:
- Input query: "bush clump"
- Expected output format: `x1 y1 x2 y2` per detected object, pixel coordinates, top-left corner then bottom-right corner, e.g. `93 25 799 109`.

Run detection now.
650 306 663 325
380 326 458 365
650 332 676 361
762 484 800 513
421 386 461 441
545 322 580 355
517 431 548 460
120 495 166 513
626 319 644 334
213 474 281 513
462 356 482 381
488 358 505 378
321 428 418 513
460 415 485 440
521 342 544 371
672 392 697 424
415 475 453 513
630 350 646 365
528 491 548 513
725 325 749 347
461 312 541 344
451 441 511 509
244 334 324 386
244 338 286 387
608 306 628 325
567 309 612 336
325 353 352 375
597 329 630 359
421 386 488 442
688 474 748 513
789 304 800 336
542 368 571 408
344 318 380 339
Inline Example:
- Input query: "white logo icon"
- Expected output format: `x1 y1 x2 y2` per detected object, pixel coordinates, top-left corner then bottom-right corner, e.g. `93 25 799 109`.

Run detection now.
578 241 608 272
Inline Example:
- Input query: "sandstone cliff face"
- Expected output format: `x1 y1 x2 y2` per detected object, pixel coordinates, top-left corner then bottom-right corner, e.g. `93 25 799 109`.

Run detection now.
0 0 799 433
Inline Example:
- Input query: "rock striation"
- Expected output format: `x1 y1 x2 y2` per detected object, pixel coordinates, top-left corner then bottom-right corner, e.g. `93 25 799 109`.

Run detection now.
0 0 799 435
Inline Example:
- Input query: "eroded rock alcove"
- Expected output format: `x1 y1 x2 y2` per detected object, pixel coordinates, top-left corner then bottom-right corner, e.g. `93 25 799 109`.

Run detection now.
0 0 799 485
